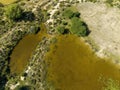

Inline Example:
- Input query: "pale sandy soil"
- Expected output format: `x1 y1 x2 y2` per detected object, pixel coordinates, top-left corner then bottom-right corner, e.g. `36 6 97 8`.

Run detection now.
77 2 120 62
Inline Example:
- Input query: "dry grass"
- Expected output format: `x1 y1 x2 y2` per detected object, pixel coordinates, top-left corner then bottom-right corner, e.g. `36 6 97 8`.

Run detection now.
0 0 16 4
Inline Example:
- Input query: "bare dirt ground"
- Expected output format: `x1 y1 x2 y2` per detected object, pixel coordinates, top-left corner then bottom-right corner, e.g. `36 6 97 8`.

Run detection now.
77 2 120 62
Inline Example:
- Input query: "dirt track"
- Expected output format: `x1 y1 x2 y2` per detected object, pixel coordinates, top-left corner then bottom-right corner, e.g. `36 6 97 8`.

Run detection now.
77 2 120 61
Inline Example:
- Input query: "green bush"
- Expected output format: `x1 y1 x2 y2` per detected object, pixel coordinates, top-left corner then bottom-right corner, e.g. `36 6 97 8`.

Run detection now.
70 17 87 36
87 0 97 3
57 26 65 34
62 21 68 25
73 11 80 17
15 85 32 90
0 3 4 7
106 0 113 6
63 9 74 19
62 8 81 19
103 79 120 90
0 7 4 16
29 25 40 34
5 4 23 20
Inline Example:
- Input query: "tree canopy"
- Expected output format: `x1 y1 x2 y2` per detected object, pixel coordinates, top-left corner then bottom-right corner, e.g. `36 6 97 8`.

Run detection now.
5 4 23 20
62 9 74 19
57 26 65 34
70 17 87 36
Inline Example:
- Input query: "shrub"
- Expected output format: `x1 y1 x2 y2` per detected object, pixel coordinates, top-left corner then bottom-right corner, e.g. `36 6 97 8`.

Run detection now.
63 8 81 19
0 3 4 7
15 85 32 90
0 7 4 16
87 0 97 3
29 25 40 34
73 11 80 17
62 9 74 19
70 17 87 36
22 11 35 21
103 79 120 90
106 0 113 6
57 26 65 34
62 21 68 25
5 4 23 20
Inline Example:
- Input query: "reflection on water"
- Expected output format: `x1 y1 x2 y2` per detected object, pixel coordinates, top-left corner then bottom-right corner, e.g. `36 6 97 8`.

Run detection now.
10 24 47 74
45 35 120 90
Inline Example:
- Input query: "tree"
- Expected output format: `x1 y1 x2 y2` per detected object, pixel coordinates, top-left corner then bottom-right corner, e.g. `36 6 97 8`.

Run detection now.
5 4 23 20
30 25 40 34
73 11 80 17
70 17 87 36
106 0 113 6
57 26 65 34
0 7 4 16
15 85 32 90
103 79 120 90
87 0 97 3
0 3 4 7
63 9 74 19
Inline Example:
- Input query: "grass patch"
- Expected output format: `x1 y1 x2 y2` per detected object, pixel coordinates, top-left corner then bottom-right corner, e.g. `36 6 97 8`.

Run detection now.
104 79 120 90
0 0 17 5
99 76 120 90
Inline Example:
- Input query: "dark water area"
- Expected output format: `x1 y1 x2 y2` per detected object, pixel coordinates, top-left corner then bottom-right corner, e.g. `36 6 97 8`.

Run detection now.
45 35 120 90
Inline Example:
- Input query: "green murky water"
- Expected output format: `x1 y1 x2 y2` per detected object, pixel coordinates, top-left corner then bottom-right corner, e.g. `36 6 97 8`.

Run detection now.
10 25 120 89
45 35 120 90
10 24 47 74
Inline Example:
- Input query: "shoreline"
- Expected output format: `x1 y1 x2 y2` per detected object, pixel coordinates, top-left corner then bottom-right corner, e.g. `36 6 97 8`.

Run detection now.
3 0 120 89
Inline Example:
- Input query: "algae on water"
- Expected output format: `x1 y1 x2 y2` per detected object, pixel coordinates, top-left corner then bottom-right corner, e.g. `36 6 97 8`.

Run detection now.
45 35 120 90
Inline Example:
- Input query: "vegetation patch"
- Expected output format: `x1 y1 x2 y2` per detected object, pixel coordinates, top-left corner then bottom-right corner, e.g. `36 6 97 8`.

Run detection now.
56 26 66 34
5 4 23 21
70 17 87 36
106 0 113 6
55 7 89 36
0 0 16 5
99 77 120 90
15 85 33 90
104 79 120 90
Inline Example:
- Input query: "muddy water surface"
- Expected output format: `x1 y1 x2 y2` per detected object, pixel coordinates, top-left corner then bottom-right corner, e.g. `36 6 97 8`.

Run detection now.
10 24 47 74
45 35 120 90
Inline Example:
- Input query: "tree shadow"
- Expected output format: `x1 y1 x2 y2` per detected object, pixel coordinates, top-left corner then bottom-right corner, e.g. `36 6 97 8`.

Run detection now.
0 61 9 90
15 85 33 90
83 22 91 36
21 11 35 22
0 76 7 90
63 28 69 35
0 3 4 7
